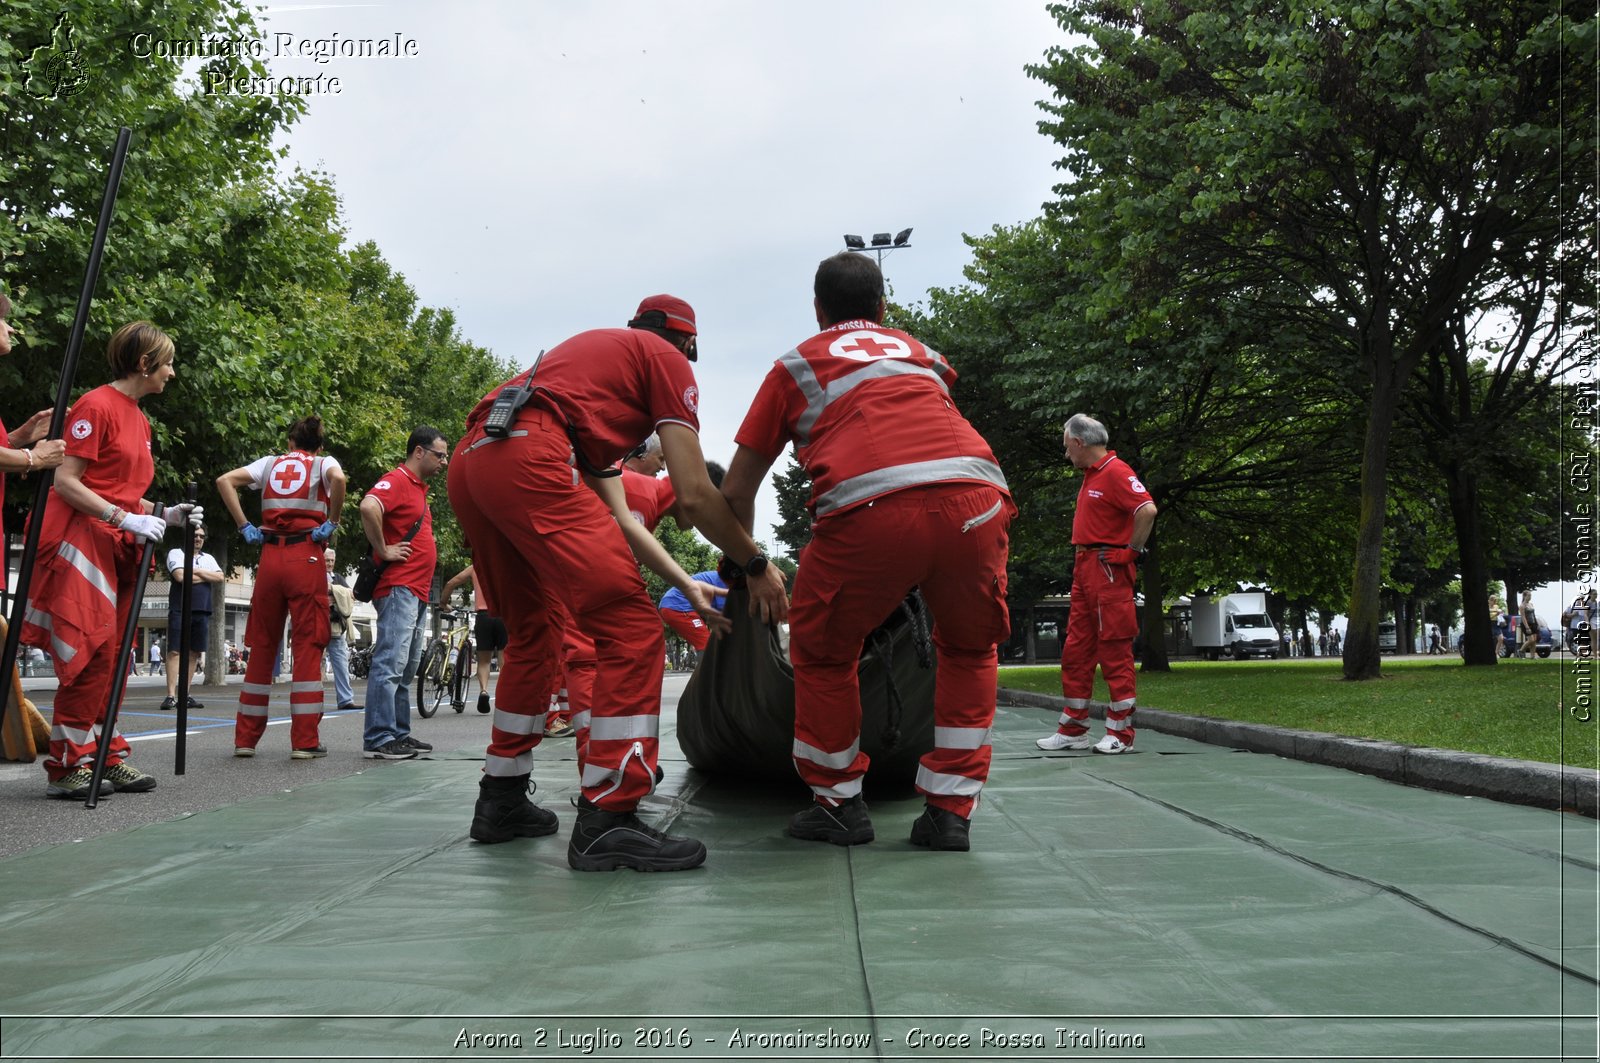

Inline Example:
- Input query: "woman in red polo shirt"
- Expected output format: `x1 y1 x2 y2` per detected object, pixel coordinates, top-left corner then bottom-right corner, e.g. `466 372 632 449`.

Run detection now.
22 321 198 800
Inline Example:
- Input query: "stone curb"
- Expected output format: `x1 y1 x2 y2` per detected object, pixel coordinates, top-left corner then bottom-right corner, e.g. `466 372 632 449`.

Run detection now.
1001 687 1600 817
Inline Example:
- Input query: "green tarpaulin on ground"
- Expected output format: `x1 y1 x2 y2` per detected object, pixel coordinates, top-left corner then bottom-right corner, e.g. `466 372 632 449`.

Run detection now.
1 685 1595 1062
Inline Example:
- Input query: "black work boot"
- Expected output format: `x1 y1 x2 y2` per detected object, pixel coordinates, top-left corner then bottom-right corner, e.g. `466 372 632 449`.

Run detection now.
566 798 706 872
786 795 875 846
470 773 559 844
909 803 971 852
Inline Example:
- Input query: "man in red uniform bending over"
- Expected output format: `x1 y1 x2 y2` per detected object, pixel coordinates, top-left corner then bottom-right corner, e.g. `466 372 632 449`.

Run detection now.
1036 414 1158 755
450 295 788 872
218 415 346 759
722 253 1014 852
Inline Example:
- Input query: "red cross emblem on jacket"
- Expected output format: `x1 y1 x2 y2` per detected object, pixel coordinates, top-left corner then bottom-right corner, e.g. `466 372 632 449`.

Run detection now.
271 461 308 494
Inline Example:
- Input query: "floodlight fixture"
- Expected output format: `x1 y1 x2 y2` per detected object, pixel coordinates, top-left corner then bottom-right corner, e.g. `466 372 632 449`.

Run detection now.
841 224 914 270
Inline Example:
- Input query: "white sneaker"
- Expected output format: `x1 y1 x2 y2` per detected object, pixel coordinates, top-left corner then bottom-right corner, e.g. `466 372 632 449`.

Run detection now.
1036 731 1094 751
1092 735 1131 755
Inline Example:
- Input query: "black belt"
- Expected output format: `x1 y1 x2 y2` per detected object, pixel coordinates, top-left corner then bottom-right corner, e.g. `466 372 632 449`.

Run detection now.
262 531 313 545
1075 542 1120 552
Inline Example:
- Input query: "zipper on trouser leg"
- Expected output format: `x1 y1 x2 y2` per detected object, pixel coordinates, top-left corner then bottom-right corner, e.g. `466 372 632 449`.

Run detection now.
592 740 646 804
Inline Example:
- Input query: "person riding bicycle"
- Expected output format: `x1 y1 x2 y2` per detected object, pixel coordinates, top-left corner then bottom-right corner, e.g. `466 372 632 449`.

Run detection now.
442 564 502 714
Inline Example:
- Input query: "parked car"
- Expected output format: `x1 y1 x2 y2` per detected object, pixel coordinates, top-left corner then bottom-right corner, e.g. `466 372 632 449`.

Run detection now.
1457 622 1554 659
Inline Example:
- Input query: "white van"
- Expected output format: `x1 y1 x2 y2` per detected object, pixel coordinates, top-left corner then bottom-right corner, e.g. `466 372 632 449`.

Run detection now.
1378 621 1398 654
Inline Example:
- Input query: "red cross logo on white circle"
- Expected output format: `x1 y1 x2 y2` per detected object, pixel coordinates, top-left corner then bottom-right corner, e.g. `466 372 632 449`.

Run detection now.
828 330 913 363
271 460 308 495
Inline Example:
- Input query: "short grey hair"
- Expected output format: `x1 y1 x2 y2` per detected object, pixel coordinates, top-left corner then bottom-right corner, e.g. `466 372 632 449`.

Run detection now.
1064 413 1108 447
639 432 663 457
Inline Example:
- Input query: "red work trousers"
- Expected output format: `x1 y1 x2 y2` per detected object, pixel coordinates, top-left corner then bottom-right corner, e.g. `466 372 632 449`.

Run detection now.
43 547 140 781
235 538 330 750
1057 550 1138 744
789 483 1013 819
449 411 665 811
551 612 597 763
660 607 710 651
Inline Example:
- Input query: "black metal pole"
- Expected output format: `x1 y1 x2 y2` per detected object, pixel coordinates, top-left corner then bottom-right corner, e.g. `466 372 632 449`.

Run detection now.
174 482 197 775
0 127 132 741
86 530 159 809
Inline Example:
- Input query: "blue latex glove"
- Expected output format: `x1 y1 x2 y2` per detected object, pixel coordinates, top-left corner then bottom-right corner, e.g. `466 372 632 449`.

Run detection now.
310 520 337 543
241 523 265 546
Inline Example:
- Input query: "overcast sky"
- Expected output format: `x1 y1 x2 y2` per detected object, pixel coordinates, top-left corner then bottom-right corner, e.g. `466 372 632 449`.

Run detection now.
239 0 1066 554
232 1 1582 631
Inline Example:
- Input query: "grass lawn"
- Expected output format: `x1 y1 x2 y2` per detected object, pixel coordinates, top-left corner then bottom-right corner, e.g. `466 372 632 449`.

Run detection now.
1000 656 1600 769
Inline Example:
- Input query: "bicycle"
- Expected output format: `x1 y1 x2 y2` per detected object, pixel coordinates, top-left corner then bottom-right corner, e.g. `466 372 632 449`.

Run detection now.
416 608 474 718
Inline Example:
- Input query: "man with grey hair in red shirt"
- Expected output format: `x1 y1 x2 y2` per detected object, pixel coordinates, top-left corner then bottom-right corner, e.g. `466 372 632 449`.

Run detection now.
1037 413 1158 755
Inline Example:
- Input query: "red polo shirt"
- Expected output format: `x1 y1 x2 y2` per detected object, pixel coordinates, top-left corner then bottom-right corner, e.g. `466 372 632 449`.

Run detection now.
63 384 154 512
1071 451 1153 546
463 328 701 469
368 463 436 601
621 468 675 532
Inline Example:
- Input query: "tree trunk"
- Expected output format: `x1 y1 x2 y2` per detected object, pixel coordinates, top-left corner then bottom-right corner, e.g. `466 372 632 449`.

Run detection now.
1139 546 1170 672
1444 458 1498 665
1343 361 1403 680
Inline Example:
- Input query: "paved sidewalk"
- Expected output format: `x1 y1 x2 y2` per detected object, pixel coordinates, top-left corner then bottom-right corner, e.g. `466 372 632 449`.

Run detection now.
1 677 1596 1062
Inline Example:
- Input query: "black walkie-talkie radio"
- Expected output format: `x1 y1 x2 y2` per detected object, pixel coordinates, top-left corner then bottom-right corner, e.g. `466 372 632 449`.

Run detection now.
483 349 546 438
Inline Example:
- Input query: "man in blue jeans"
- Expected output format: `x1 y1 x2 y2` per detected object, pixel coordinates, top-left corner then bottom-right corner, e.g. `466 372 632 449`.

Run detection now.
358 427 448 759
324 548 358 712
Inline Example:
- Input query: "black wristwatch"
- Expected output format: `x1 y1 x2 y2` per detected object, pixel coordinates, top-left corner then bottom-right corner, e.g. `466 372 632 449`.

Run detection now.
745 553 769 578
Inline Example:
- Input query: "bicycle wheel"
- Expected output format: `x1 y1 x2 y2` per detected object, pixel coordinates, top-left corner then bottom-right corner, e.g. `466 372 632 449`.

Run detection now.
416 642 445 718
451 638 473 712
430 658 453 718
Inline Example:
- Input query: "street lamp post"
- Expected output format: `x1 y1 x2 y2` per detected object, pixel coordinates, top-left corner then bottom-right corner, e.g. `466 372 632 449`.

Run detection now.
842 228 912 268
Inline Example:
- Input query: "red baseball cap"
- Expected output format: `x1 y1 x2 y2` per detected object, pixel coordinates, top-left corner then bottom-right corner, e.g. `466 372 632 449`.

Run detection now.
631 294 697 337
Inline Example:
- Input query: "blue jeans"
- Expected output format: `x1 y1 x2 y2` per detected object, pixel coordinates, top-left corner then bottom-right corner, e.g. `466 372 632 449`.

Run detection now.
326 634 354 708
363 587 427 749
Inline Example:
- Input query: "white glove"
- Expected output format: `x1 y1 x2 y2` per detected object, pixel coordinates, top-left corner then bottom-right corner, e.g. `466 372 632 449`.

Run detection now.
118 511 169 543
162 503 204 528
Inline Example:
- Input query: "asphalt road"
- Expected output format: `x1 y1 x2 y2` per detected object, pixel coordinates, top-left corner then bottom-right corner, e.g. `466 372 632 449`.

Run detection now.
0 672 528 859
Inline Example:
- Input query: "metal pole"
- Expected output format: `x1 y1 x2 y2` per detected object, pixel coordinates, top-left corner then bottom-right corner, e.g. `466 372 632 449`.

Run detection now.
0 127 132 740
86 530 159 809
